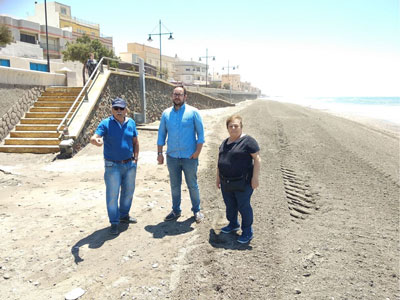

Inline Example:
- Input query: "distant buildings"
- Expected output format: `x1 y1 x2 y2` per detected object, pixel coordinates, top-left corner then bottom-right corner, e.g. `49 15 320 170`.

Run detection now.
27 2 113 51
0 1 113 63
120 43 175 79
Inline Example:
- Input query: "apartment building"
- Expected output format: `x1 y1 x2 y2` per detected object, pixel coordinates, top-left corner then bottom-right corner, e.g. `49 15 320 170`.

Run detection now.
27 1 113 51
221 73 241 90
0 14 72 61
120 43 176 79
174 61 208 85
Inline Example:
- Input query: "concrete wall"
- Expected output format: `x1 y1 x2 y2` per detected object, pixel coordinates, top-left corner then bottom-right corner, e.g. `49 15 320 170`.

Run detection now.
0 55 84 86
72 73 233 154
0 66 66 86
0 84 44 141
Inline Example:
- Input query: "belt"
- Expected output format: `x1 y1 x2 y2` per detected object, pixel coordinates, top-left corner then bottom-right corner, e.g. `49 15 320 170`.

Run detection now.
109 157 134 164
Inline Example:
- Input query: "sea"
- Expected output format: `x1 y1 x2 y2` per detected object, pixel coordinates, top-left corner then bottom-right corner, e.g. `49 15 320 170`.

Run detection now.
265 96 400 126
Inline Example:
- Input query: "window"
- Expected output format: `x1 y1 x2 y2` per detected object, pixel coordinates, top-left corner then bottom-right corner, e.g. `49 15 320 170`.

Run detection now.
20 33 36 44
185 68 190 72
30 62 48 72
0 59 10 67
196 67 200 72
60 7 67 15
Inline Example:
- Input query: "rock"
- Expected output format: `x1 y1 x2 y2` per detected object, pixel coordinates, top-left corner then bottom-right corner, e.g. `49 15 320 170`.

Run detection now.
152 263 159 268
3 274 10 279
65 287 85 300
294 289 301 294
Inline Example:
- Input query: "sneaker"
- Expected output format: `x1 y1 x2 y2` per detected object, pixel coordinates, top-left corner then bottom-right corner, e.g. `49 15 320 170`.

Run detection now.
221 225 240 234
109 224 119 235
120 215 137 224
194 211 204 223
237 233 253 244
164 211 181 221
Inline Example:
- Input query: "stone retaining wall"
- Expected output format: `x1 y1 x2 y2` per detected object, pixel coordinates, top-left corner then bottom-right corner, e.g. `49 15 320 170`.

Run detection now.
0 84 44 142
72 73 233 154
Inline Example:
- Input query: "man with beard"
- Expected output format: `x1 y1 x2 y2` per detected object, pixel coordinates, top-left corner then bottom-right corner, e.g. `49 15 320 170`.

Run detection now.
157 85 205 223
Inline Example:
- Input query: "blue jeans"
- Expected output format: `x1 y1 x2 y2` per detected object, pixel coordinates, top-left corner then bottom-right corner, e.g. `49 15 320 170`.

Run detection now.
104 160 137 224
221 183 254 235
166 156 201 214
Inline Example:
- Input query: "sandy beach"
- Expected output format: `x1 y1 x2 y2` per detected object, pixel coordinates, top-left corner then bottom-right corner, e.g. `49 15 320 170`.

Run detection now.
0 99 398 299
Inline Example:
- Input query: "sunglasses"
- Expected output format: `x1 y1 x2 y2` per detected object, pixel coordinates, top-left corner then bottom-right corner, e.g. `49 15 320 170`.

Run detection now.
113 107 125 111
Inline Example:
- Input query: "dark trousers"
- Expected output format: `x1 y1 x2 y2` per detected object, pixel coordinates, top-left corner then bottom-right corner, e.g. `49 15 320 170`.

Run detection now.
221 183 254 235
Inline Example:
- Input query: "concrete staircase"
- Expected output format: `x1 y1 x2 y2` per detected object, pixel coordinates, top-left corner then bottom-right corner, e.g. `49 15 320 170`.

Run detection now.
0 87 84 154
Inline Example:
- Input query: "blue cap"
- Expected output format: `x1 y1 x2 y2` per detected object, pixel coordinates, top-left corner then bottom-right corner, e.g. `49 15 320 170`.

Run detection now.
112 98 126 108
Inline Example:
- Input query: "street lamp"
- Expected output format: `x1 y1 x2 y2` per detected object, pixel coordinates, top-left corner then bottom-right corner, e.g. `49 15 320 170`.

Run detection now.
147 20 173 79
222 60 239 101
35 1 50 72
199 48 215 88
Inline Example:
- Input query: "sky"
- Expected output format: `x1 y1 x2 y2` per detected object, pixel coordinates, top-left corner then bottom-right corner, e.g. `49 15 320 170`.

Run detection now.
1 0 399 96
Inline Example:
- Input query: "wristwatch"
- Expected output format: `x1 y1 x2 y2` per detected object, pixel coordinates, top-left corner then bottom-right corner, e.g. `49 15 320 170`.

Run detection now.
158 152 163 155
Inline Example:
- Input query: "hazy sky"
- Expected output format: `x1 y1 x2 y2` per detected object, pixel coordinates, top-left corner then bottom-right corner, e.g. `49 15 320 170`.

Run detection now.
2 0 399 96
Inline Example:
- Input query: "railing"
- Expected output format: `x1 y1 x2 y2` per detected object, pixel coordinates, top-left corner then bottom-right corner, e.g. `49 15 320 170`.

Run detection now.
56 57 158 135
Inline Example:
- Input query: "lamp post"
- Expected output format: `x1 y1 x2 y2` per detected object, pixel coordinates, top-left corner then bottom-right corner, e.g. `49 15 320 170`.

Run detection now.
35 1 50 72
222 61 239 102
147 20 173 79
198 48 215 88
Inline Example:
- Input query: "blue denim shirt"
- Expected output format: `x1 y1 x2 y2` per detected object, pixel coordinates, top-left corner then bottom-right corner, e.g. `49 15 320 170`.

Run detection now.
95 116 138 161
157 103 205 158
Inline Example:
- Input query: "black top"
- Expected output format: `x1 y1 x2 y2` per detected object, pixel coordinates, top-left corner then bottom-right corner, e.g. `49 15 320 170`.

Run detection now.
86 58 97 76
218 135 260 179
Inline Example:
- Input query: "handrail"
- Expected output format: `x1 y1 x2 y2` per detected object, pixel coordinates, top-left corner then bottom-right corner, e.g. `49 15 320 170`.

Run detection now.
56 56 106 134
56 56 156 135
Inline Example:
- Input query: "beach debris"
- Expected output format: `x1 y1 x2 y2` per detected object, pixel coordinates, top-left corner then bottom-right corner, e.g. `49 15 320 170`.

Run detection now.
152 263 159 268
65 287 85 300
3 273 10 279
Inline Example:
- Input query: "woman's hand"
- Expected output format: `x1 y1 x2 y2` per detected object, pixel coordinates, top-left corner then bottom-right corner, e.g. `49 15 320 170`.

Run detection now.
251 176 259 189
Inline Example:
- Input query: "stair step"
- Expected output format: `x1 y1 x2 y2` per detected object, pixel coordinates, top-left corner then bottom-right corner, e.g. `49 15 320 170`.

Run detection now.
25 112 72 118
34 101 76 107
0 145 59 154
4 138 60 145
30 107 75 113
42 91 82 97
10 131 61 138
45 87 82 92
15 125 64 131
37 96 82 101
20 118 64 124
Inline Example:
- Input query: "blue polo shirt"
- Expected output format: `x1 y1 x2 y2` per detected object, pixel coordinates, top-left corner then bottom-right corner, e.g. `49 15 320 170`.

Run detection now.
157 103 205 158
95 116 138 161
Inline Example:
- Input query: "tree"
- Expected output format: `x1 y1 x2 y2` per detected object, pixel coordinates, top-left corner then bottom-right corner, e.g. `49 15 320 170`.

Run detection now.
62 34 116 84
0 24 13 47
223 83 230 90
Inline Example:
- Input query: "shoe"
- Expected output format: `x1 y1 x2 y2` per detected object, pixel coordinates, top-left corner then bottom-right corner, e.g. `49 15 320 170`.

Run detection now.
120 215 137 224
221 225 240 234
109 224 119 235
237 233 253 244
164 211 181 221
194 211 204 223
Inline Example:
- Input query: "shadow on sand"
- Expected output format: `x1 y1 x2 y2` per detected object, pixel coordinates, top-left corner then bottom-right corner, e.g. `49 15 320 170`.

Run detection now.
71 223 129 264
208 229 252 250
145 217 195 238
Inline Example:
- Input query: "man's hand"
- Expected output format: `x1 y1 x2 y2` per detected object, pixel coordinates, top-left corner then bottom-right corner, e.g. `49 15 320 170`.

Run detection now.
90 135 103 147
190 151 200 159
157 153 164 165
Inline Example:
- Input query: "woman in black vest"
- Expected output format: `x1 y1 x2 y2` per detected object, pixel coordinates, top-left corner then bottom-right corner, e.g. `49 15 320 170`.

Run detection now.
216 115 261 244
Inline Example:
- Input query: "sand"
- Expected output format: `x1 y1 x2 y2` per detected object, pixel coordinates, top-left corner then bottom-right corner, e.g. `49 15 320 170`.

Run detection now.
0 99 398 299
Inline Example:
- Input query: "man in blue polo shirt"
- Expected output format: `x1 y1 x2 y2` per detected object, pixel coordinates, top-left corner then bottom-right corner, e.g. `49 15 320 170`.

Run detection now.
90 98 139 235
157 85 205 223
